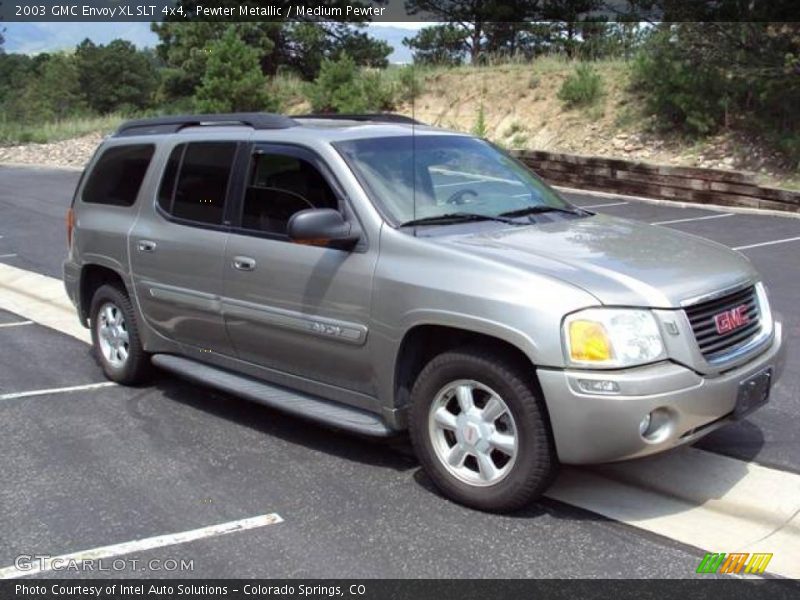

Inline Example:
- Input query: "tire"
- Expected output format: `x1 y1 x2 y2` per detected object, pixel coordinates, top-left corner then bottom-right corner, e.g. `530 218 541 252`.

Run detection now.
89 283 151 385
409 347 557 512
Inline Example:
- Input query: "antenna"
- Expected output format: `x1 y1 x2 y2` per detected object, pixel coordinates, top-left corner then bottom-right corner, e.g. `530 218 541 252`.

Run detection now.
411 63 417 237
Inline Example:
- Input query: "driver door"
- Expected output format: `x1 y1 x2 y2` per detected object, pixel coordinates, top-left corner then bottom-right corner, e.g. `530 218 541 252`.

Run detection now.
222 144 377 395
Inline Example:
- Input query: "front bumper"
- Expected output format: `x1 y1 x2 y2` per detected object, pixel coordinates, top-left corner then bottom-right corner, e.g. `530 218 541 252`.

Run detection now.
537 321 785 464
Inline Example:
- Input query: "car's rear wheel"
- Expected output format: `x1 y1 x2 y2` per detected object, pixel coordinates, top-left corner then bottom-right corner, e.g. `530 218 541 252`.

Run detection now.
409 347 557 512
90 284 150 385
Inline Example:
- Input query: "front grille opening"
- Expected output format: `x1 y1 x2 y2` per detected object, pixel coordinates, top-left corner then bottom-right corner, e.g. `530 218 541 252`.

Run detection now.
684 286 762 361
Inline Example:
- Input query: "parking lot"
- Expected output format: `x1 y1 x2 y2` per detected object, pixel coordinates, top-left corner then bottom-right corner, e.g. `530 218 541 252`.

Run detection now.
1 164 799 579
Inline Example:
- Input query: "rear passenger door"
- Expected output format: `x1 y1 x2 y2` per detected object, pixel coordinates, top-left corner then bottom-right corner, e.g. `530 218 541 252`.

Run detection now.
130 140 243 356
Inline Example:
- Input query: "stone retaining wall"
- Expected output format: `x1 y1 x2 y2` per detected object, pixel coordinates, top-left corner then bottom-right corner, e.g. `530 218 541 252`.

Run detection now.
513 150 800 214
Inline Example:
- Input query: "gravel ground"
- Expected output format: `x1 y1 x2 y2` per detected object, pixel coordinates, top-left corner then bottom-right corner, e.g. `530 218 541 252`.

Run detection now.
0 133 104 169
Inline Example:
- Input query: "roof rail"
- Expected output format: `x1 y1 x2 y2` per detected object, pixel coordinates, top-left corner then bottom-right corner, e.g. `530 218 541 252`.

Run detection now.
292 113 425 125
114 113 298 137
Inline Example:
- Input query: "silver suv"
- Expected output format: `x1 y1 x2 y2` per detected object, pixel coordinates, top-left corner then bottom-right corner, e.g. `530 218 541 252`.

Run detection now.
64 113 785 512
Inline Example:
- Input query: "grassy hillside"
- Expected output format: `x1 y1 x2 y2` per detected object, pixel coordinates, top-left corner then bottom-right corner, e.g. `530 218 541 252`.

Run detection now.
1 57 797 189
395 59 632 153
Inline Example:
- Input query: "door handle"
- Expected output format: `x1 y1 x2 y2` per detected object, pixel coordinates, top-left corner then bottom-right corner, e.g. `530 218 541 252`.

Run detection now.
137 240 157 253
232 256 256 271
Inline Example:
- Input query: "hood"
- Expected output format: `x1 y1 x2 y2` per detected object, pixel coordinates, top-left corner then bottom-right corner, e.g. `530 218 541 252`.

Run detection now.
442 214 759 308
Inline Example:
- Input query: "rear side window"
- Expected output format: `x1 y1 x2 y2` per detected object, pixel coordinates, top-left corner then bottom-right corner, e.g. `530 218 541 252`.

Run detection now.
82 144 155 206
157 142 237 225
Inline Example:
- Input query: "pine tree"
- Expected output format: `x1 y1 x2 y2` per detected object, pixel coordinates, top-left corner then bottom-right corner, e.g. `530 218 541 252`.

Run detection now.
194 27 276 113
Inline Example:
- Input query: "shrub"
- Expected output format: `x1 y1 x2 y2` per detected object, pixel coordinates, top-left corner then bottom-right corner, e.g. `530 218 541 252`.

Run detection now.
471 104 488 138
504 121 524 137
308 54 394 113
629 30 722 135
510 133 528 148
397 65 422 103
558 63 604 108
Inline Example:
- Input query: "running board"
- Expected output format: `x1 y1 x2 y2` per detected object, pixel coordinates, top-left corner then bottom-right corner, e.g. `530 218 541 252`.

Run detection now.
151 354 393 437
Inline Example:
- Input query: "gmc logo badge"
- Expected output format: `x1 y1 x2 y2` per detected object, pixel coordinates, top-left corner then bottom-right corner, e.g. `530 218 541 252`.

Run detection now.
714 305 750 335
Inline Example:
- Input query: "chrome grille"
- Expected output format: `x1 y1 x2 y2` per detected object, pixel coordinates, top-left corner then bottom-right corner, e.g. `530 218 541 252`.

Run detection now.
685 286 761 361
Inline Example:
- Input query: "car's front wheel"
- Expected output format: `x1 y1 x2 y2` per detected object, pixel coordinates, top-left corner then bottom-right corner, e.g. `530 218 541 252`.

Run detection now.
409 347 557 512
90 283 150 385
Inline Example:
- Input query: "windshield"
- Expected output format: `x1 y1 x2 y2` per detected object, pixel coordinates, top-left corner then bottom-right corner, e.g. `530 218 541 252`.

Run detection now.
335 135 574 226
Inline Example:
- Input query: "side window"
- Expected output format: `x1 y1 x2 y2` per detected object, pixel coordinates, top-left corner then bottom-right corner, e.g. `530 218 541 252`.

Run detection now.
157 144 183 213
82 144 155 207
157 142 237 226
242 152 338 235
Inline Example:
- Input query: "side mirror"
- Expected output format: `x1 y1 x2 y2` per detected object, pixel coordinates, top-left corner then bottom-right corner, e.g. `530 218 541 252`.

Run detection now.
287 208 360 250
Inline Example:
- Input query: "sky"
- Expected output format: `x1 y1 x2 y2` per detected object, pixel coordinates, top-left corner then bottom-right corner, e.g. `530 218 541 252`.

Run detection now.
2 22 429 62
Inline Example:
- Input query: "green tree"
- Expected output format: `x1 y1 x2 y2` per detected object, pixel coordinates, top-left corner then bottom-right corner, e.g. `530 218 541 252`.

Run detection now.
632 23 800 161
153 22 278 100
0 53 34 107
76 39 158 113
152 3 391 98
404 0 540 63
194 27 275 113
0 27 5 53
540 0 604 58
6 53 85 122
403 24 467 66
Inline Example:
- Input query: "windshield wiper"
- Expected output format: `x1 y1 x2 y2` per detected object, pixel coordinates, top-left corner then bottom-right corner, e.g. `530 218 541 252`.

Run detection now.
399 212 526 227
499 205 586 219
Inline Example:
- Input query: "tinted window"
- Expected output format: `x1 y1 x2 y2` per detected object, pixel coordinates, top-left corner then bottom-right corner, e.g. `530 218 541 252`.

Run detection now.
157 144 184 213
167 142 237 225
242 153 338 235
82 144 154 206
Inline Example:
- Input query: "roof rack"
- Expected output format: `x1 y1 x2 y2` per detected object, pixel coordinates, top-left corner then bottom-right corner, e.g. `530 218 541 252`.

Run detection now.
292 113 424 125
114 113 298 137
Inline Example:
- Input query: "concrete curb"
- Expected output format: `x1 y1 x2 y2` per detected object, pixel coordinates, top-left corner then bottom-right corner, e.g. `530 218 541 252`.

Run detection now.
0 263 89 343
548 448 800 578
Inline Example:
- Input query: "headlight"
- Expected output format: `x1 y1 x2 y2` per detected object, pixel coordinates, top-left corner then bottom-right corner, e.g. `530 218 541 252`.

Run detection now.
755 281 773 335
563 308 666 368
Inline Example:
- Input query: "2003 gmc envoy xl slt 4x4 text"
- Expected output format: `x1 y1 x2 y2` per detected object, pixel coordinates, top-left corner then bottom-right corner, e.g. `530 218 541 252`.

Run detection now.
63 113 786 512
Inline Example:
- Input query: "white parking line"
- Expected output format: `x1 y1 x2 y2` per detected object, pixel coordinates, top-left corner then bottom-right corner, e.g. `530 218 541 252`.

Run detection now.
651 213 734 226
430 167 522 186
733 236 800 251
0 382 116 402
0 254 17 259
434 179 496 188
0 513 284 579
579 201 629 209
0 320 33 329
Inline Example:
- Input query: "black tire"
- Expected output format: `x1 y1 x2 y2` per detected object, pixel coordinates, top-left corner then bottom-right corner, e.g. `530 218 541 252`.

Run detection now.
409 347 557 512
89 283 151 385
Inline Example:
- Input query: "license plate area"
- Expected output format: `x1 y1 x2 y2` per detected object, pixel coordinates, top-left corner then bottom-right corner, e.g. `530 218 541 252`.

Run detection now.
735 368 772 419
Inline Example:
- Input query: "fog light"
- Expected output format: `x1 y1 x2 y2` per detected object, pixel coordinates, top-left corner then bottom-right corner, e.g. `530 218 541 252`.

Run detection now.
577 379 620 394
639 408 673 443
639 413 652 436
